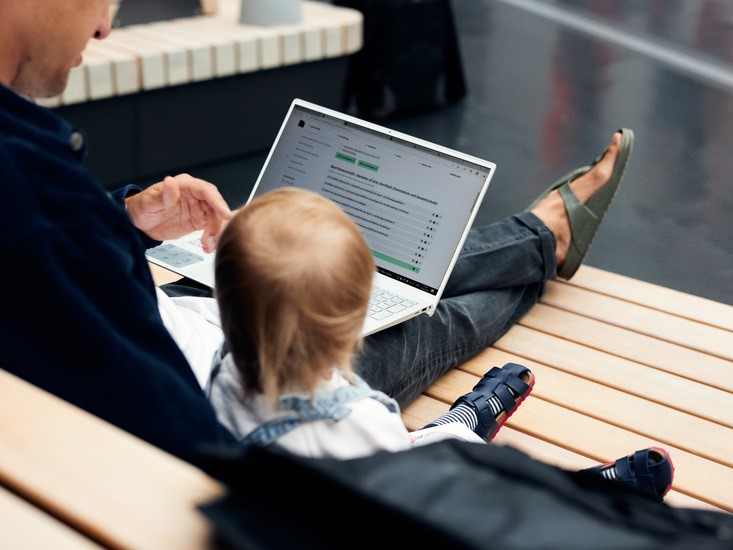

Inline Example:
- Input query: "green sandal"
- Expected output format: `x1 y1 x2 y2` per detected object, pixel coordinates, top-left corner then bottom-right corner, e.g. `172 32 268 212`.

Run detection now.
528 128 634 279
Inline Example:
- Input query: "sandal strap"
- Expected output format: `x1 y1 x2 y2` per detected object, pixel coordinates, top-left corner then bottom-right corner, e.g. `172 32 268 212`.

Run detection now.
451 363 532 438
614 454 650 484
490 362 532 396
613 449 663 498
460 390 499 431
558 182 598 254
633 449 653 477
580 447 673 501
485 366 528 413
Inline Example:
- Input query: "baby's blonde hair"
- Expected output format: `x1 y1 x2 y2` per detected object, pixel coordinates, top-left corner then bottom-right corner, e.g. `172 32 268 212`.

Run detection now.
215 187 374 405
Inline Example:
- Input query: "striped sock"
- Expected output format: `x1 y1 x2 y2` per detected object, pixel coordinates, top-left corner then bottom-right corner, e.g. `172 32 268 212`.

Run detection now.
485 394 506 416
422 391 514 432
423 403 478 431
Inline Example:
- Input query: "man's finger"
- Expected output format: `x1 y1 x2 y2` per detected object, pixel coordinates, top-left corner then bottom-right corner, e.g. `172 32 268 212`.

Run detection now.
161 176 180 209
200 203 222 253
184 177 233 220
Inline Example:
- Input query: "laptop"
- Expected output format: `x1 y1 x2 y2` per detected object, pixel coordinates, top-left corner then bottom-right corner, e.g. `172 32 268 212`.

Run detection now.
146 99 496 336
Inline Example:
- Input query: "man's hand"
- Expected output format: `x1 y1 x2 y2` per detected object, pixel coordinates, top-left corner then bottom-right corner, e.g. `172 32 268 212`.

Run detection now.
125 174 233 253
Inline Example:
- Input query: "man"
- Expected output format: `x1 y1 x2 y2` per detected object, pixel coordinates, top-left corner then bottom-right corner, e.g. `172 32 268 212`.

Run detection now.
1 1 237 464
0 0 630 468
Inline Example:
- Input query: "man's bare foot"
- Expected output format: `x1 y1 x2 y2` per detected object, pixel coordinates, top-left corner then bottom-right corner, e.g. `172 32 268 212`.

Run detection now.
531 132 623 266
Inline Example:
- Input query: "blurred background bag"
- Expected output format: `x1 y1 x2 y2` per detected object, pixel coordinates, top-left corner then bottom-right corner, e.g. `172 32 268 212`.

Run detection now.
334 0 467 120
112 0 203 26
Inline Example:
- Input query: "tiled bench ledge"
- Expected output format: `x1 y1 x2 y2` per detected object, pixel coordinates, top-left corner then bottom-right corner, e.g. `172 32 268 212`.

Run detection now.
39 0 362 189
36 1 363 107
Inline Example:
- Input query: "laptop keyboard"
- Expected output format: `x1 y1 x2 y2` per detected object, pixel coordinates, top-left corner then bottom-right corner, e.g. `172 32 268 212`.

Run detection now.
367 287 419 320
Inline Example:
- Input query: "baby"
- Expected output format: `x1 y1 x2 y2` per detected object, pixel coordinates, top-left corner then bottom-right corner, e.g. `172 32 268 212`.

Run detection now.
207 187 530 457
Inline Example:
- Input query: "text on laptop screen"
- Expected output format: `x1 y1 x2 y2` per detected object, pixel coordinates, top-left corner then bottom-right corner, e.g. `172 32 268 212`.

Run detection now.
250 104 492 294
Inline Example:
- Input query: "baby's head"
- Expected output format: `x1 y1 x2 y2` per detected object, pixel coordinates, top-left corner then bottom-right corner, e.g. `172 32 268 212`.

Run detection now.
215 187 374 403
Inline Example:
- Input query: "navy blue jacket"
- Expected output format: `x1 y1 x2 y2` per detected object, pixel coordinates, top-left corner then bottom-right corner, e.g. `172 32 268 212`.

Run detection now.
0 83 236 466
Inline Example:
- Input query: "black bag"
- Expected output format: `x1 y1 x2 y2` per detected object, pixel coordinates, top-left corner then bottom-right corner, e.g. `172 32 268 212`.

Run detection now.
112 0 202 27
197 440 733 548
334 0 467 121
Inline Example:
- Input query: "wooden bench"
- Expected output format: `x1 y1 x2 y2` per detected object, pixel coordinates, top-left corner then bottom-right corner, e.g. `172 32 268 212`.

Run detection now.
401 265 733 513
0 369 225 549
0 485 104 549
151 261 733 512
1 264 731 547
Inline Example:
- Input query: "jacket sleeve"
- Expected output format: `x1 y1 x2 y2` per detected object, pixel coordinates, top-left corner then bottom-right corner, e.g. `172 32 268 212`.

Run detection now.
3 186 236 469
109 184 162 250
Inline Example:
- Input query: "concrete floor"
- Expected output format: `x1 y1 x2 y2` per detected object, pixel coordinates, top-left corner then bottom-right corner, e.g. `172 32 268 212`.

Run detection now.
198 0 733 305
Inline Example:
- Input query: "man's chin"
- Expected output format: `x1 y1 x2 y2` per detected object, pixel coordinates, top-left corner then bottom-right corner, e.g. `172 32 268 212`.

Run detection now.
10 67 69 100
25 79 69 101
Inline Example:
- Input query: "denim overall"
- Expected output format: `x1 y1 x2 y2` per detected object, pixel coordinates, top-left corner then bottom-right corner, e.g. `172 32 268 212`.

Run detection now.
209 347 400 446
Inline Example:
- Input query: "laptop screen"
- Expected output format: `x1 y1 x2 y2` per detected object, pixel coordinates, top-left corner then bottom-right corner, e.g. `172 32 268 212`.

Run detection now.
248 101 494 295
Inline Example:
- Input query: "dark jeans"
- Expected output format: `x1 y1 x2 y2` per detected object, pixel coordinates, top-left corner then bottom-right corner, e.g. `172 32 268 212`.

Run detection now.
354 211 556 406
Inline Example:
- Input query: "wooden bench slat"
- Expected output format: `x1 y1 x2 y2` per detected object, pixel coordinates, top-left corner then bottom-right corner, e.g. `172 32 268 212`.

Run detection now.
130 25 220 81
95 33 168 90
82 43 141 95
521 303 733 391
400 394 449 432
540 283 733 360
171 14 275 72
0 370 224 550
493 325 733 427
300 0 365 56
108 29 195 86
149 263 184 286
567 266 733 331
156 20 254 76
0 486 103 549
